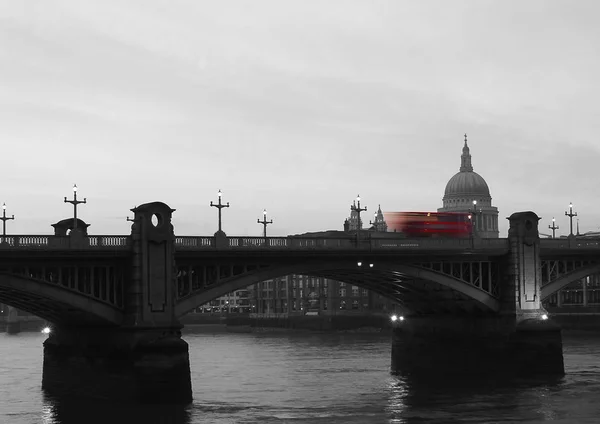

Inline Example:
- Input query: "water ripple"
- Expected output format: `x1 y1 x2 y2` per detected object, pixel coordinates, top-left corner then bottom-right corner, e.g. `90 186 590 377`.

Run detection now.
1 331 600 423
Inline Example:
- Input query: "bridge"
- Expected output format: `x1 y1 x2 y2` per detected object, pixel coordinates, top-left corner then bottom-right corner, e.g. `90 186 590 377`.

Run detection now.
1 202 599 403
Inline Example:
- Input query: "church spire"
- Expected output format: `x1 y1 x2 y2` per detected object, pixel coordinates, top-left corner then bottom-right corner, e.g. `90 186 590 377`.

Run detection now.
370 204 387 232
460 133 473 172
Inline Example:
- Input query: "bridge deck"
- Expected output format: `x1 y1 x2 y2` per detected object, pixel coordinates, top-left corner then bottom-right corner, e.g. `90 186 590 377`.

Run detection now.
0 235 598 254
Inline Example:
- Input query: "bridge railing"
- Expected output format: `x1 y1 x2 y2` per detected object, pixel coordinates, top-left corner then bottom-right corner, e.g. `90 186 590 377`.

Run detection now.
540 238 600 249
88 236 131 248
175 236 214 248
1 234 597 251
173 236 511 250
0 235 131 249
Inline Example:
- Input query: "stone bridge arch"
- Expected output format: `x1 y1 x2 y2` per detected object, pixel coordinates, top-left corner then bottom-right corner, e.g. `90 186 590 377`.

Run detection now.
0 273 123 326
175 260 500 317
541 263 600 300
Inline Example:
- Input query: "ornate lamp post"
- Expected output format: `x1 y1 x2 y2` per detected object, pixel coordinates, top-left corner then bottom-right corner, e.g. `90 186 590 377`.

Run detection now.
549 217 559 239
351 195 367 245
258 209 273 238
64 184 86 231
0 203 15 240
565 202 577 237
210 189 229 234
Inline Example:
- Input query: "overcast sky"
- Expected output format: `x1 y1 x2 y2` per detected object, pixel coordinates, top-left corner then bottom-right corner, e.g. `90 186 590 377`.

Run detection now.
1 0 599 237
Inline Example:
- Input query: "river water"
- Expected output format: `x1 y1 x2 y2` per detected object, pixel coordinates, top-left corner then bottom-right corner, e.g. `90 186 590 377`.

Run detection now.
1 329 599 423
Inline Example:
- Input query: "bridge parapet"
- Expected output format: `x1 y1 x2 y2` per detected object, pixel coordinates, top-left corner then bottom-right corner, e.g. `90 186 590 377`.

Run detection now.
540 238 600 250
2 234 599 252
0 235 130 249
175 236 510 251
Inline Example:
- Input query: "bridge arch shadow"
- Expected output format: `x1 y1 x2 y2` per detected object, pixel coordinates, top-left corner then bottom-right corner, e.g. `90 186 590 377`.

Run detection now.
541 263 600 301
175 260 500 317
0 273 123 326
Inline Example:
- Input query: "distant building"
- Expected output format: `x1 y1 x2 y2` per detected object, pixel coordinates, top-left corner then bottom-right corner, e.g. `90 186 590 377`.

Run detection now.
195 289 250 313
437 136 499 238
247 275 398 316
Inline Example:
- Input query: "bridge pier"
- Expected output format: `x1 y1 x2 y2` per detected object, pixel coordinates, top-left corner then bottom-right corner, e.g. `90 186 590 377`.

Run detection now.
391 315 563 378
6 305 20 334
391 212 564 379
42 326 191 403
41 202 192 404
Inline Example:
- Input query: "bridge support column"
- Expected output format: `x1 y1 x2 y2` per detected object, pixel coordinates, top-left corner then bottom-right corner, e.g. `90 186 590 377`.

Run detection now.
6 305 20 334
42 202 192 404
503 211 564 376
391 212 564 379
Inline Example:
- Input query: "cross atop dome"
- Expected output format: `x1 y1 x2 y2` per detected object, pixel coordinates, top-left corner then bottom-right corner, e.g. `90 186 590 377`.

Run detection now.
460 133 473 172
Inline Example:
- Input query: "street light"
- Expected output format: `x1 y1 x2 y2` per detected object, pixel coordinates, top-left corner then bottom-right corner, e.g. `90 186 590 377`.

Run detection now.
258 209 273 238
369 211 379 230
565 202 577 237
549 217 559 239
351 195 367 246
0 203 15 240
210 189 230 234
64 184 86 231
469 200 480 238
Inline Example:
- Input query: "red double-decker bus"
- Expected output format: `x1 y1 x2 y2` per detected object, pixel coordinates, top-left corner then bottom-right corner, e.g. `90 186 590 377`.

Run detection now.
384 211 472 238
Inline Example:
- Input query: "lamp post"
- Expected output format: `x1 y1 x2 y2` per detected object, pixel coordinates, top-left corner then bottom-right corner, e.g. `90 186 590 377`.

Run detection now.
469 200 480 238
258 209 273 238
369 212 378 231
351 195 367 245
565 202 577 237
549 217 559 239
64 184 86 231
210 189 229 234
0 203 15 240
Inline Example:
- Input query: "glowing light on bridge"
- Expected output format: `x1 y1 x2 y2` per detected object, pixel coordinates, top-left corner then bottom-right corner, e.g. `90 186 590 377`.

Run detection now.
390 315 404 322
541 314 548 320
565 203 578 236
41 327 51 334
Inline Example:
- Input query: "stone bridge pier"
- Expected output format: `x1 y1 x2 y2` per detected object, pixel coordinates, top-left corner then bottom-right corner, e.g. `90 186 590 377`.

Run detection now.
391 212 565 378
41 202 192 404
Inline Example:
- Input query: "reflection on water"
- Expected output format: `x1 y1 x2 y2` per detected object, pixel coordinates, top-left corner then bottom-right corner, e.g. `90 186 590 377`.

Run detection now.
2 331 600 423
41 395 192 424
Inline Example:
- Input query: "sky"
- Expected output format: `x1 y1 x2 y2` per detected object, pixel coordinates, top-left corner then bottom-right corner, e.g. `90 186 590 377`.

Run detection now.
1 0 599 238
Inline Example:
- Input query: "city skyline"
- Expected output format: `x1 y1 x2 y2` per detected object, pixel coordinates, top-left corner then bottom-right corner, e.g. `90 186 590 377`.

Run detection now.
2 1 599 237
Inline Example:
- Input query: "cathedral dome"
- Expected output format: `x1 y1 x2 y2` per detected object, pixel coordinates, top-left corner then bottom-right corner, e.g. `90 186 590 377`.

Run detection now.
442 135 491 200
444 171 490 197
438 135 499 238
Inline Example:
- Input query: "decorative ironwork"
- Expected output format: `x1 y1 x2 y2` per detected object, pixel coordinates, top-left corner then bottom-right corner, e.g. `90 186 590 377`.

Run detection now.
175 262 270 299
0 263 125 309
540 259 600 287
416 260 500 297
